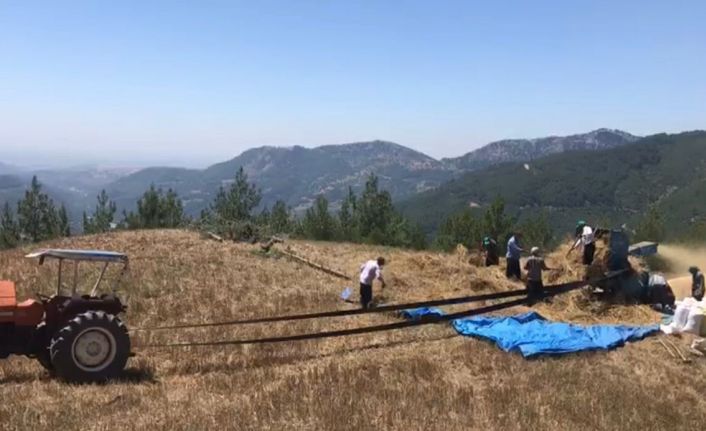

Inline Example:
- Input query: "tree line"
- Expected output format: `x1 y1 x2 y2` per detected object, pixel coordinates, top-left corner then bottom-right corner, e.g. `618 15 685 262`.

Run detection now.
433 198 553 253
199 168 427 249
0 177 185 250
0 170 427 250
0 177 70 249
0 170 683 253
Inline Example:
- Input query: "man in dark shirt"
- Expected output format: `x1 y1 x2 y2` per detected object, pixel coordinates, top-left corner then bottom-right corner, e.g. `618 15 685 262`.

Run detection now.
524 247 553 301
481 236 499 267
689 266 704 301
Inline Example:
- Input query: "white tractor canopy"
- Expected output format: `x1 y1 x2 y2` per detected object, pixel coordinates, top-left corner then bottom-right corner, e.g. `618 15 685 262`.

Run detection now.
25 249 129 295
26 249 128 264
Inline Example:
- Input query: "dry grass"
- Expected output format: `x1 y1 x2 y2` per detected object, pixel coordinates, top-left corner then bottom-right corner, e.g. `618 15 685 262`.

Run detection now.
1 230 704 431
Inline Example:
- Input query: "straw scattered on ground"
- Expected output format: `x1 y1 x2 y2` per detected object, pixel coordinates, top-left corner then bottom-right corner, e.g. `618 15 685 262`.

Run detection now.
0 229 704 431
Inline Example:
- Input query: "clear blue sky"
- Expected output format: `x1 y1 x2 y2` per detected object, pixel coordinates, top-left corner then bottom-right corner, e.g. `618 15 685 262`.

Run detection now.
1 0 704 167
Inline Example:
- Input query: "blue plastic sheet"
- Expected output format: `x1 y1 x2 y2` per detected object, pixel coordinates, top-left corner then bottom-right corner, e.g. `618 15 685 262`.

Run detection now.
400 307 445 320
403 308 659 357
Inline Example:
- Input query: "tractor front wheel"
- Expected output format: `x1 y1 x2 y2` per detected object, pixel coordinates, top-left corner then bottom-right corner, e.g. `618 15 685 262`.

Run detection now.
50 311 130 383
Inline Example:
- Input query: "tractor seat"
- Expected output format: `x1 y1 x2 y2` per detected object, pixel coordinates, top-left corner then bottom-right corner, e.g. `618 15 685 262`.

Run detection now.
0 280 17 308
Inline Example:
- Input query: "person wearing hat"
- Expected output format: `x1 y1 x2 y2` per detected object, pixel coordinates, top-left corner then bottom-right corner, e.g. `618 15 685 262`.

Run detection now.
481 236 499 267
689 266 704 301
524 247 553 300
567 220 595 265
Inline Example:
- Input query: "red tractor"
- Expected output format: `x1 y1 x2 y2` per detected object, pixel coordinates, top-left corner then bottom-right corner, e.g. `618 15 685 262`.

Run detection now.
0 249 131 383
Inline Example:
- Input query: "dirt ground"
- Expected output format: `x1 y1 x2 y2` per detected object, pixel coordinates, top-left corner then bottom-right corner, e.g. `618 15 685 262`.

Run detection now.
0 230 704 430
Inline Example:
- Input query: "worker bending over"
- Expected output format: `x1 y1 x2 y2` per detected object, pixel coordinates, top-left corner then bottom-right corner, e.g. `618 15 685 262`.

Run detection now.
359 257 386 309
524 247 553 301
638 272 675 310
689 266 704 301
568 220 595 265
505 232 523 280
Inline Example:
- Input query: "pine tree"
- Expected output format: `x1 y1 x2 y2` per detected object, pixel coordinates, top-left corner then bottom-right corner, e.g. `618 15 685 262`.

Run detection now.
84 190 117 234
210 167 262 223
269 200 292 234
17 176 44 242
123 185 185 229
138 185 162 229
518 212 553 250
57 204 71 237
290 174 426 249
435 209 480 251
161 189 184 228
402 220 428 250
338 187 359 241
0 202 19 249
301 195 337 240
256 205 271 228
356 174 397 243
16 176 65 242
482 197 513 247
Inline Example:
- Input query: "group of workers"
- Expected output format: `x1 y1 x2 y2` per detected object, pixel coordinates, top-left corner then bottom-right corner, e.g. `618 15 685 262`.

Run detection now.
485 220 596 284
498 232 556 300
357 220 706 308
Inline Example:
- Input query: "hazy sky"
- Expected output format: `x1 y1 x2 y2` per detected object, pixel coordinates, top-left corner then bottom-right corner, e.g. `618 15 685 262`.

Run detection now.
1 1 704 168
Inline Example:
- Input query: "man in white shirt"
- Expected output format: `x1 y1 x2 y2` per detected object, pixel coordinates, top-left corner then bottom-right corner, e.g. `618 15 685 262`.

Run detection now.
359 257 386 309
568 220 595 265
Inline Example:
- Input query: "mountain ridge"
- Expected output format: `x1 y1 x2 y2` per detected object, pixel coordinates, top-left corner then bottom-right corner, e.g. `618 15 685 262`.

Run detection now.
399 130 706 238
441 128 640 171
0 128 644 223
103 129 638 214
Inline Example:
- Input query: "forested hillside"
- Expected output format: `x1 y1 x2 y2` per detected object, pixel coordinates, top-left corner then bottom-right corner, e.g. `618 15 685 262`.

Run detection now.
105 141 453 215
400 131 706 239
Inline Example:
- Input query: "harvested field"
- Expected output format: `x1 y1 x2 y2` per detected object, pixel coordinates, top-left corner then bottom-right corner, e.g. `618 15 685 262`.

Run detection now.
1 230 705 430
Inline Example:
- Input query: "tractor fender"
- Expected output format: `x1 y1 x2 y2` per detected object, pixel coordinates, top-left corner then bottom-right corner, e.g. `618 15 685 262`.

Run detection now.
60 296 125 321
44 295 126 330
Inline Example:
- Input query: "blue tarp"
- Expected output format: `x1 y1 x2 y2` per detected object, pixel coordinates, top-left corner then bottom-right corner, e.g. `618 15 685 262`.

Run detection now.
400 307 445 320
402 308 659 357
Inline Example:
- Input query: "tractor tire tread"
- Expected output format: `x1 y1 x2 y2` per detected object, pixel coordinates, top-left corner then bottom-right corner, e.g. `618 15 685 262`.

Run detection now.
49 310 130 383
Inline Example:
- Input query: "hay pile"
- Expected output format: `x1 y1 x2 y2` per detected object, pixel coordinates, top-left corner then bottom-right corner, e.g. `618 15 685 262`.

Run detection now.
2 229 703 431
531 237 655 325
0 228 658 327
267 234 658 325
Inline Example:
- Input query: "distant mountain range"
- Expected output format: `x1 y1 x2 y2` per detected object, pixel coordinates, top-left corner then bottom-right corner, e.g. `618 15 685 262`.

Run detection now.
103 128 640 215
0 128 642 225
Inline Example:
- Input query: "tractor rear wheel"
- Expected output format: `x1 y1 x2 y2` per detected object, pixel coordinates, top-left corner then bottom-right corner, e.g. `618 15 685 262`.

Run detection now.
50 311 130 383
